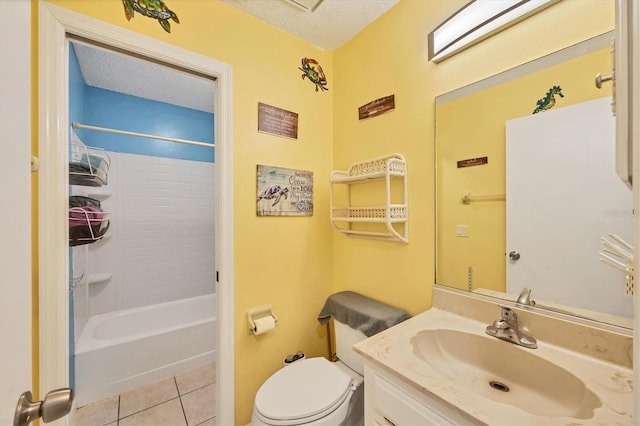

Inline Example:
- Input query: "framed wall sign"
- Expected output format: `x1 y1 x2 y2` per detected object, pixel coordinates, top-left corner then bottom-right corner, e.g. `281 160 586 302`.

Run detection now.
358 94 395 120
256 165 313 216
258 102 299 139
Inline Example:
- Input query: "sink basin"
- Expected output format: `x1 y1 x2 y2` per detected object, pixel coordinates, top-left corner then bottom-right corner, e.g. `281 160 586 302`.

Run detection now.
410 329 601 419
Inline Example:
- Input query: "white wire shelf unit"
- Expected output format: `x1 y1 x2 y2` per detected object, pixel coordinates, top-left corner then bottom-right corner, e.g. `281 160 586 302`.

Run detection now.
69 207 110 246
69 129 111 186
330 153 408 243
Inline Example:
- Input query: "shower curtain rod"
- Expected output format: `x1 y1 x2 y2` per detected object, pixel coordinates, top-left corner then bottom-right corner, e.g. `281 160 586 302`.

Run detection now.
72 122 215 149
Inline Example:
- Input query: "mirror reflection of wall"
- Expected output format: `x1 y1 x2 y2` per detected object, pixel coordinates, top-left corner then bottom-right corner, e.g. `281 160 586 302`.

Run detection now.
435 33 634 328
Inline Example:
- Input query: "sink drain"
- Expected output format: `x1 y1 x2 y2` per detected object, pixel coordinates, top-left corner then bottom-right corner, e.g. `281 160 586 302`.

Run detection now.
489 381 510 392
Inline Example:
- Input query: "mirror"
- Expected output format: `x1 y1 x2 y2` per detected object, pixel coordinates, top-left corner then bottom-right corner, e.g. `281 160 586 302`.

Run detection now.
435 31 634 329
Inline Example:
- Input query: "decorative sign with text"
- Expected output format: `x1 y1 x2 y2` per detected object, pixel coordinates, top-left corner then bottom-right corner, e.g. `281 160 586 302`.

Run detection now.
256 165 313 216
258 102 299 139
457 156 488 168
358 94 395 120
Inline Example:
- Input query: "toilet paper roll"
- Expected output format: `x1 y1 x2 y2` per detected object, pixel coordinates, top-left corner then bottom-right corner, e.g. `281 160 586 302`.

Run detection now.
253 316 276 335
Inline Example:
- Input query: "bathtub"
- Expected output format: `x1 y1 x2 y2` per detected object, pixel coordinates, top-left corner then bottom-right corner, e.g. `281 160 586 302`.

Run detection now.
75 294 216 407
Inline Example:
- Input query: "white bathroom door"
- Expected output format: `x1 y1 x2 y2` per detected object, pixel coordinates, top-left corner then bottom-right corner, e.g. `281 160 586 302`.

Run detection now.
0 1 33 425
506 97 633 317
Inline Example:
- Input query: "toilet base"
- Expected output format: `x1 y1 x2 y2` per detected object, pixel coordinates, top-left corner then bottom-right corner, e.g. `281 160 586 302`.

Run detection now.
250 377 363 426
341 381 364 426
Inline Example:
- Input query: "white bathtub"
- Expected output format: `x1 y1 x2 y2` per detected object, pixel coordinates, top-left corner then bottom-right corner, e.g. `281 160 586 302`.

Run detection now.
75 294 216 407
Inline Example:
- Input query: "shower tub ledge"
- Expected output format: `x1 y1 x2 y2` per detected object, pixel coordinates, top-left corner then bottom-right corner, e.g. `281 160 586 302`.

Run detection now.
75 293 216 407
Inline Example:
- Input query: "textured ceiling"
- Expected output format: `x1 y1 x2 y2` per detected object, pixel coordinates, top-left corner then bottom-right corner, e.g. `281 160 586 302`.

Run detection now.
73 42 216 113
219 0 400 51
72 0 399 112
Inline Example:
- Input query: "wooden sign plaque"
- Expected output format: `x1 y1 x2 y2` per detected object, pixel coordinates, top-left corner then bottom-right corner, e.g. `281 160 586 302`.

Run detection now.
258 102 299 139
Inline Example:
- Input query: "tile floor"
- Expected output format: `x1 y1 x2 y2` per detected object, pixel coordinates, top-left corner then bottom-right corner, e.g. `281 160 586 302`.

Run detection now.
73 363 215 426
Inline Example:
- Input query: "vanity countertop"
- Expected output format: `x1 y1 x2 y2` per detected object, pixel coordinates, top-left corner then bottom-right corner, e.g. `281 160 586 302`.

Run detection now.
353 287 634 425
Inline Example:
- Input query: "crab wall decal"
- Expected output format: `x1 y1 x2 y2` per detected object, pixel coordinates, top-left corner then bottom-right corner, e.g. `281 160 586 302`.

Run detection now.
122 0 180 33
298 58 329 92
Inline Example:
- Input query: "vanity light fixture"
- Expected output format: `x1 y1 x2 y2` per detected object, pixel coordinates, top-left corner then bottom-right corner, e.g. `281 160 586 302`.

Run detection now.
428 0 559 63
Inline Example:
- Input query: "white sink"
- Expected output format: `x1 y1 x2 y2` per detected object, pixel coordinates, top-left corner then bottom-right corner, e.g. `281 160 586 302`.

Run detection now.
410 329 602 419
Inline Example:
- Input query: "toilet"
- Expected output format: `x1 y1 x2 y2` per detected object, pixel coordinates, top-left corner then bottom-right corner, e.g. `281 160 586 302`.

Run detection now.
251 320 367 426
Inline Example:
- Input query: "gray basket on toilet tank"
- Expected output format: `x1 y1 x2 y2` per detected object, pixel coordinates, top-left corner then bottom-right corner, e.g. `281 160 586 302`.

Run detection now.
317 291 410 371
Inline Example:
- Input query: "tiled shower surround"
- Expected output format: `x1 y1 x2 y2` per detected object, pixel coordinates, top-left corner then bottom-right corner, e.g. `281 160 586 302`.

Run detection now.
73 151 215 337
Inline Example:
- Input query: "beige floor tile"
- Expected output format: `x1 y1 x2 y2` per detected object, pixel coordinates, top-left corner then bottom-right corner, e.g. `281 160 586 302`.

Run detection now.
180 384 215 426
73 395 119 426
175 363 216 395
119 398 186 426
119 377 179 418
194 418 215 426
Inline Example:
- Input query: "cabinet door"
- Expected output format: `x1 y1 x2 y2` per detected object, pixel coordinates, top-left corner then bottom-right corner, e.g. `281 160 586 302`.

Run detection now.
372 373 457 425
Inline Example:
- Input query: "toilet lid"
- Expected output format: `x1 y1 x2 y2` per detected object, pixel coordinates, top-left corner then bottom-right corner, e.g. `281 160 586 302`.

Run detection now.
254 357 352 423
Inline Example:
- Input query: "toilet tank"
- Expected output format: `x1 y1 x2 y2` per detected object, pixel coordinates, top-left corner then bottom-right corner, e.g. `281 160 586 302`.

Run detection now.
334 319 367 376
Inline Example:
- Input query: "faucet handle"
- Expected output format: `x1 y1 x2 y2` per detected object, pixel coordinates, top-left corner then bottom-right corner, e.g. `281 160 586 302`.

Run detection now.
492 319 510 330
499 306 518 325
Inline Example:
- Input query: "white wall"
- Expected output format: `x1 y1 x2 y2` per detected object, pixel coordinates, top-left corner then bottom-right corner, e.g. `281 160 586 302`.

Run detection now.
73 152 216 321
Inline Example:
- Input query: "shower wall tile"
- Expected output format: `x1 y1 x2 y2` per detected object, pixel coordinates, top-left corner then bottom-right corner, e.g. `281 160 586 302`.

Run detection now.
88 152 215 315
87 156 119 315
71 245 89 342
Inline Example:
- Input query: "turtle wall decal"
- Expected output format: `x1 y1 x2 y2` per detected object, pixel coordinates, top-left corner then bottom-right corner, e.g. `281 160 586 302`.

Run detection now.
122 0 180 33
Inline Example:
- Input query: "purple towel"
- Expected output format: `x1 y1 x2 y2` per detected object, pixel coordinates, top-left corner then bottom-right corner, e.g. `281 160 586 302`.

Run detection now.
69 206 104 227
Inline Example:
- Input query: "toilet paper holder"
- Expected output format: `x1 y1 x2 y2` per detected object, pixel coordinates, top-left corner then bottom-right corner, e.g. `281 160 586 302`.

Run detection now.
247 304 278 334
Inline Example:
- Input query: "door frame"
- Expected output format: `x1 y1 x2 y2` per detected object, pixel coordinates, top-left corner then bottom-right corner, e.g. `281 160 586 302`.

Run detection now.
38 3 234 425
630 0 640 420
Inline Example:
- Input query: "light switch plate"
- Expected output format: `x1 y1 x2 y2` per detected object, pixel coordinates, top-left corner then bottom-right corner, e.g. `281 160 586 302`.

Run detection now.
456 225 469 237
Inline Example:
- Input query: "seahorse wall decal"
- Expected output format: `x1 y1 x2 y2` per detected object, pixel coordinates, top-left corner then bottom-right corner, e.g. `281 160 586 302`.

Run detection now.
299 58 329 92
122 0 180 33
532 85 564 114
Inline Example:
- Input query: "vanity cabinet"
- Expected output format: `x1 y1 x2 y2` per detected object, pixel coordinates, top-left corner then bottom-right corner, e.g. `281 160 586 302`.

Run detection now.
330 153 408 243
356 286 634 425
364 361 475 426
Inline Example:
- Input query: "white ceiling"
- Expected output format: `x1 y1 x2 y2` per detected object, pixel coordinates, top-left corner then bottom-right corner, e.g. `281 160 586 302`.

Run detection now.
72 0 399 113
219 0 400 51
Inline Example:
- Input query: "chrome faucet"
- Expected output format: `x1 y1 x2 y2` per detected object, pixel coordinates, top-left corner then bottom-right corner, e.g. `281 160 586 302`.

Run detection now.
486 306 537 349
516 287 535 306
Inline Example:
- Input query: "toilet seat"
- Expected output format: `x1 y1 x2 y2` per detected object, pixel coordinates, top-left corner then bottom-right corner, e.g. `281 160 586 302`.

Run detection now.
253 357 354 425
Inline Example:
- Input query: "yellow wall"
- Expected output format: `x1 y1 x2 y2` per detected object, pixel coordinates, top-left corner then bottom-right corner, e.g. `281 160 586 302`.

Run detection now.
332 0 614 316
33 0 615 423
40 1 333 423
437 48 612 292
